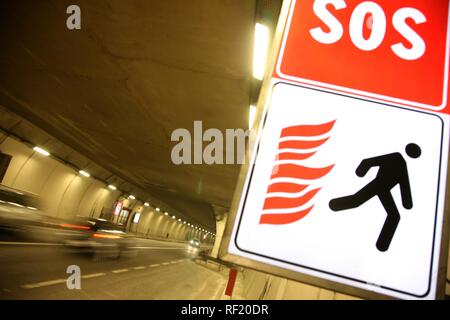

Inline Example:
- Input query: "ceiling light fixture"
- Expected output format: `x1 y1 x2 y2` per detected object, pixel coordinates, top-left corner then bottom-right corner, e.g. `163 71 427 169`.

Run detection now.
79 170 90 177
33 146 50 157
253 23 270 80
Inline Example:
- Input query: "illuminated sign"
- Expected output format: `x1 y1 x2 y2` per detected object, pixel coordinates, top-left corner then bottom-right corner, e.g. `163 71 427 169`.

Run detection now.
114 201 123 216
276 0 450 112
133 213 141 223
223 0 450 300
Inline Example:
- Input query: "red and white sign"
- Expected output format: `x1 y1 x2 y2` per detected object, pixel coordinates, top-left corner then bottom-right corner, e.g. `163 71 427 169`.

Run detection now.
227 0 450 300
114 201 123 216
275 0 450 112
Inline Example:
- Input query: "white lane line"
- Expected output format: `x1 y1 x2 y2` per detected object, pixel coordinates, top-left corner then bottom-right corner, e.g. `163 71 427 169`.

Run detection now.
82 273 106 279
112 269 129 274
162 262 170 265
0 241 61 246
133 266 146 270
149 264 160 268
170 261 178 264
22 279 66 289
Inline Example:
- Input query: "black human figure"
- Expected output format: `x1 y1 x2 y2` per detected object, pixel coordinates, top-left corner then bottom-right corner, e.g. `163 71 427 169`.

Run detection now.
329 143 421 252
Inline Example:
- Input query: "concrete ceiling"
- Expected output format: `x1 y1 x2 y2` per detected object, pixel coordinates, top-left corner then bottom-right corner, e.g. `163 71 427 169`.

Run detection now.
0 0 282 229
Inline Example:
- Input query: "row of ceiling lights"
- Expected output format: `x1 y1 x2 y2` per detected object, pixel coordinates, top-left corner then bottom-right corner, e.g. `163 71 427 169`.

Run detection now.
32 146 216 237
132 196 214 236
126 195 213 235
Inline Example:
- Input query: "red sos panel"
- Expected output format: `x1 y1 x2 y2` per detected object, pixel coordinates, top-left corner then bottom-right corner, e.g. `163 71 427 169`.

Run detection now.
275 0 450 113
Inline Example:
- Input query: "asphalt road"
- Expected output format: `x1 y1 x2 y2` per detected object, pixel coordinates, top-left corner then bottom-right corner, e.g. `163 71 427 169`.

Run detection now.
0 238 225 299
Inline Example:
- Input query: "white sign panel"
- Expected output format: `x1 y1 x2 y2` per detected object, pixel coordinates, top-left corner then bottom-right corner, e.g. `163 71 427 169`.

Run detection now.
228 83 449 299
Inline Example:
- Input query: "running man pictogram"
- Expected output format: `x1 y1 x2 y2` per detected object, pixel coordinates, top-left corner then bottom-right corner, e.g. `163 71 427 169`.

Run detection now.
329 143 421 252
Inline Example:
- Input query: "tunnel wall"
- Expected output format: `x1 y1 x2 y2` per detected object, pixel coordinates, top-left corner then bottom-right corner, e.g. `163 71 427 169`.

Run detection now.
128 204 192 241
0 135 204 243
238 268 360 300
0 135 120 219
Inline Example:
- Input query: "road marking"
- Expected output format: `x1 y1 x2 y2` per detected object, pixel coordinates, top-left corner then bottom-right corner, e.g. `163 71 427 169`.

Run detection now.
133 266 146 270
0 241 61 246
112 269 129 274
22 279 66 289
170 261 178 264
149 264 160 268
82 273 106 279
162 262 170 265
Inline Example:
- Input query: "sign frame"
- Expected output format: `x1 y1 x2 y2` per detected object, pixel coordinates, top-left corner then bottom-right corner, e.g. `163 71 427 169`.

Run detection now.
218 0 450 300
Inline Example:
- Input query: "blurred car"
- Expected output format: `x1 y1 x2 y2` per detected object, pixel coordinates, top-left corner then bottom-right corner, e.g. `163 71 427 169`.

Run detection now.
0 184 44 238
189 237 201 248
61 217 137 260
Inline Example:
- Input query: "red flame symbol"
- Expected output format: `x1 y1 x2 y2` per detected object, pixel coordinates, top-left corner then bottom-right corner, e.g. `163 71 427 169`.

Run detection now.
260 120 336 225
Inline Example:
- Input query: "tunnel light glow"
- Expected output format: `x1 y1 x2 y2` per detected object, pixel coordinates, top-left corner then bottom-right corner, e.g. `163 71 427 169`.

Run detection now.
33 146 50 157
178 219 181 222
128 195 136 200
172 216 176 219
8 202 24 208
133 213 141 223
253 23 270 80
249 105 257 129
156 207 160 212
108 184 117 191
183 221 186 224
92 233 121 240
60 223 91 230
144 202 149 207
79 170 90 177
164 212 168 216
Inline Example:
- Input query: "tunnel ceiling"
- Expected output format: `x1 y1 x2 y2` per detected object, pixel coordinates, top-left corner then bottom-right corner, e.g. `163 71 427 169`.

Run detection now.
0 0 275 229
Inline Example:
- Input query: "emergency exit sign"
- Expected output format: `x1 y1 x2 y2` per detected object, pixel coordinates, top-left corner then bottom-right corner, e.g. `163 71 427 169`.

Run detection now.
223 0 450 300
